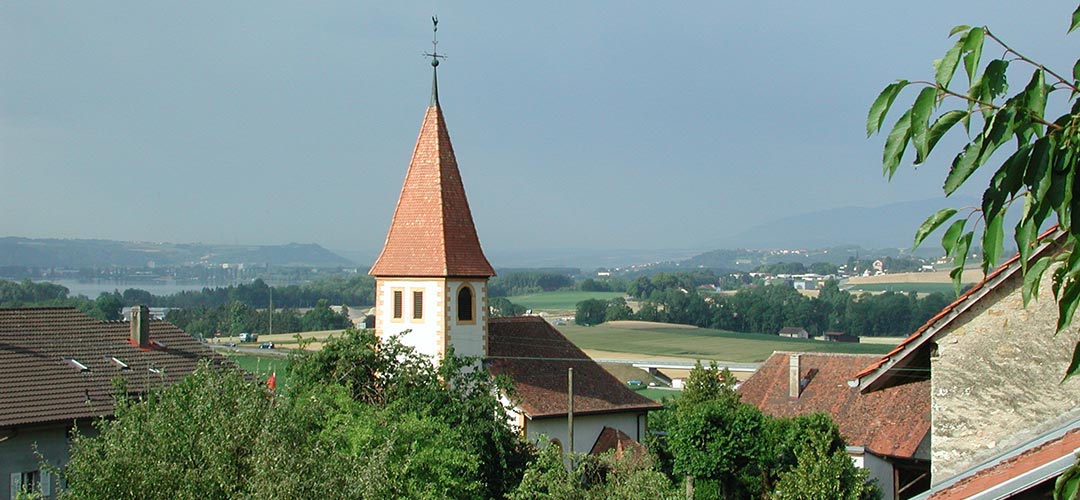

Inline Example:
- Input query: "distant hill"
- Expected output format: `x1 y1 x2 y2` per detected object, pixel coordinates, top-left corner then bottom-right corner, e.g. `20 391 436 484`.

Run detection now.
713 197 982 250
0 237 354 268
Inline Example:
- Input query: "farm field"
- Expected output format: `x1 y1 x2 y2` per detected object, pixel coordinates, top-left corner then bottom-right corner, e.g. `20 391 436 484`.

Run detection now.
559 321 893 363
843 282 959 294
506 290 624 315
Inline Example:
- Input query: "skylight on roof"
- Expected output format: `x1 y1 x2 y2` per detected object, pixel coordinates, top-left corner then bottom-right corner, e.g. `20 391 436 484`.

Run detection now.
110 357 129 370
148 367 162 374
65 358 89 372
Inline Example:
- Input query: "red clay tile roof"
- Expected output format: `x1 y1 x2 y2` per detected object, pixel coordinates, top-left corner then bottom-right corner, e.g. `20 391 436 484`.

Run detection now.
738 352 929 459
925 427 1080 499
590 426 647 459
487 316 661 418
369 104 495 278
855 227 1065 392
0 307 231 428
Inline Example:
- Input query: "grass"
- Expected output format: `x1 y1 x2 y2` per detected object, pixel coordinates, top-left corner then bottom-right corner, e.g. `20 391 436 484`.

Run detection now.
505 291 624 314
227 353 291 389
637 388 680 402
559 323 893 363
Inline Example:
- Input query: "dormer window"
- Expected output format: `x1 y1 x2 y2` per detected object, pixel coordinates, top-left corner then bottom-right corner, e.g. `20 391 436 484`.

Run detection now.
458 286 473 322
65 358 89 372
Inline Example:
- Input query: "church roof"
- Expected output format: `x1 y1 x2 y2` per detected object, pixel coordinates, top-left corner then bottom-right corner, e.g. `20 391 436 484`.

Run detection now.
487 316 661 418
369 92 495 278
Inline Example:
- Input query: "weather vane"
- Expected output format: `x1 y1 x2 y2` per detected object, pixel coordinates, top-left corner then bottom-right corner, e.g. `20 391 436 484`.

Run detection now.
423 16 445 67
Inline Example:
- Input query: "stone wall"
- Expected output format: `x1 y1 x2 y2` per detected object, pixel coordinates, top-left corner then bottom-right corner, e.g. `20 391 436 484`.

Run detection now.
930 269 1080 481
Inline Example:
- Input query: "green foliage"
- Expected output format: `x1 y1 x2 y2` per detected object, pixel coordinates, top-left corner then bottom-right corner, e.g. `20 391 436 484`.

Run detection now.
575 298 608 326
509 444 679 500
490 297 528 317
869 7 1080 378
771 428 878 500
62 364 273 500
652 363 879 499
60 329 532 500
680 361 739 408
490 271 575 297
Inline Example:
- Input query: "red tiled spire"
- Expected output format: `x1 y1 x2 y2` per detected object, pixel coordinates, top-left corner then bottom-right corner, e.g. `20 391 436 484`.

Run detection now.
369 97 495 278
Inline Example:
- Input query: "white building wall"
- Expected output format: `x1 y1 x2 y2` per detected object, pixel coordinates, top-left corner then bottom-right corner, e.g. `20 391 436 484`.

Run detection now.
525 412 645 455
858 451 895 500
445 279 488 359
375 278 446 361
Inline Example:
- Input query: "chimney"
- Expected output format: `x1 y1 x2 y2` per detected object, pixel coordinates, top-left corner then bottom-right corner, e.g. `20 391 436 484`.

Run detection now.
131 305 150 348
789 353 800 398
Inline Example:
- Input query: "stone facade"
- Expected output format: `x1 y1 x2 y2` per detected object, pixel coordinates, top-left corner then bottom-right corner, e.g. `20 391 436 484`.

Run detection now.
930 267 1080 481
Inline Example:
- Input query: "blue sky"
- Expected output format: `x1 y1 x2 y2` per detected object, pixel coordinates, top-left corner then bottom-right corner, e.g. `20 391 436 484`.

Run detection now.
2 2 1078 259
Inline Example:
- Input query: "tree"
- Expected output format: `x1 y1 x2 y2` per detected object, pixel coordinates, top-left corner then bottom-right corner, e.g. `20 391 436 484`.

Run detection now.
509 445 679 500
771 428 878 500
575 299 607 326
604 297 633 322
868 5 1080 377
61 330 532 500
490 297 527 317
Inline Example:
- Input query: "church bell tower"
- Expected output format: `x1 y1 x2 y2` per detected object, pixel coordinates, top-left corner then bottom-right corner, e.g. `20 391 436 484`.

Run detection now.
368 19 495 362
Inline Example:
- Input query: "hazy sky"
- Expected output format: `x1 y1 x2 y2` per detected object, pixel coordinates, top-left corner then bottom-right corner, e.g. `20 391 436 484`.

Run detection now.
3 2 1078 259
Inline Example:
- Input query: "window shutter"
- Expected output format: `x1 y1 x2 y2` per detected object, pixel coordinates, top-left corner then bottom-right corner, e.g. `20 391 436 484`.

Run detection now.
41 472 51 496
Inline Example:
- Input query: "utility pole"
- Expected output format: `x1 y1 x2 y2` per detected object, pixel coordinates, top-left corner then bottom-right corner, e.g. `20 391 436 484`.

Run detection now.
567 367 574 471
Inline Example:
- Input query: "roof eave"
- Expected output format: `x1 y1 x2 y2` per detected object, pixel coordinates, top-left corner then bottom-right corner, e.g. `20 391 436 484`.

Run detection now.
857 228 1066 393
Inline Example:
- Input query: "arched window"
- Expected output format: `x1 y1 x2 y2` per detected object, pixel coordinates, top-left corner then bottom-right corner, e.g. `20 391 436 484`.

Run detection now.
458 286 474 322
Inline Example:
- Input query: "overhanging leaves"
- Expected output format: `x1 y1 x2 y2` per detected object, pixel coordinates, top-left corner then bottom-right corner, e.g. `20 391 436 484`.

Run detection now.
883 109 913 178
912 87 940 163
981 214 1005 273
935 38 964 88
867 80 909 137
962 28 985 84
914 208 958 250
944 138 983 195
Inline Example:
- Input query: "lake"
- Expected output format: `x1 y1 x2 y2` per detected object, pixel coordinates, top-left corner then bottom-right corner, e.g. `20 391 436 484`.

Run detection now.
32 279 222 298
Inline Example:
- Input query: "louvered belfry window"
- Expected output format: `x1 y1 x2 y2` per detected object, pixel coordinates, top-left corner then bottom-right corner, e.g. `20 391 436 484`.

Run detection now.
393 290 403 319
413 291 423 320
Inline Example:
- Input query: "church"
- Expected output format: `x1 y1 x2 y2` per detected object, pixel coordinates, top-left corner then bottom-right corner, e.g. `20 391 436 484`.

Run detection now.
367 42 660 455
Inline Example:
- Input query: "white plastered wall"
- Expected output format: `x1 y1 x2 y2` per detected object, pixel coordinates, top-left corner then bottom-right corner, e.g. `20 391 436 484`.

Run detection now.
445 279 488 359
375 278 445 360
525 412 645 455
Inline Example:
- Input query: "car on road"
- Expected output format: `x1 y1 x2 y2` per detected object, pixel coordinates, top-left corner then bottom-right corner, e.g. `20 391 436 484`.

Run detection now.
260 342 275 349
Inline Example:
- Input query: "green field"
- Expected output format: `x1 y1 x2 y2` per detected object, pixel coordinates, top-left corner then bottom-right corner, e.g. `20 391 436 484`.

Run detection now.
636 388 679 402
506 291 625 313
559 323 893 363
227 354 291 389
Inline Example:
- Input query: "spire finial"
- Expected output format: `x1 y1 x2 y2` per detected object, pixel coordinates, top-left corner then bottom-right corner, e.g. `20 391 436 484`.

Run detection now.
423 16 445 107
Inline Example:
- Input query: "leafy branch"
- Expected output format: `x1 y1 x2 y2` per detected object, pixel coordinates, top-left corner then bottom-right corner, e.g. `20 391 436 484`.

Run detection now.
868 6 1080 381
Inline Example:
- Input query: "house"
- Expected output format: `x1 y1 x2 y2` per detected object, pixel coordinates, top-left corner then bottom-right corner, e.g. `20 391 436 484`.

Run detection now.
0 306 230 499
487 316 659 453
824 331 860 343
738 352 930 500
855 229 1080 495
778 326 809 339
366 56 660 456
